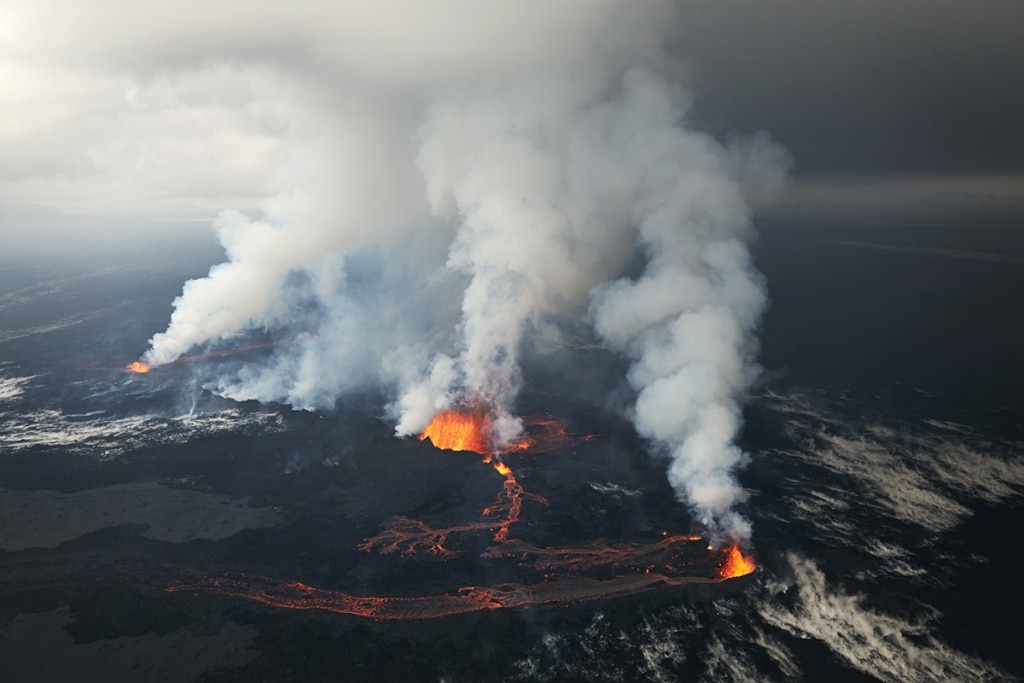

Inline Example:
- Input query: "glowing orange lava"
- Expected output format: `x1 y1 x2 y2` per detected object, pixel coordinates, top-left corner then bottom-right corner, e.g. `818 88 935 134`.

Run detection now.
359 453 547 555
165 568 728 621
172 412 758 623
419 410 491 454
418 410 589 457
411 409 551 546
506 415 592 454
167 536 754 620
114 340 288 376
719 545 756 578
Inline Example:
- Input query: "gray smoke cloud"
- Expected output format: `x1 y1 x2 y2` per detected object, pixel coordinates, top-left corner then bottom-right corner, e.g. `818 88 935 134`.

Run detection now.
136 1 788 540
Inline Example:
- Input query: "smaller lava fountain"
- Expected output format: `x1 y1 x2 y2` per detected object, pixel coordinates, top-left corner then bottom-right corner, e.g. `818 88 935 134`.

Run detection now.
122 339 288 375
401 407 545 547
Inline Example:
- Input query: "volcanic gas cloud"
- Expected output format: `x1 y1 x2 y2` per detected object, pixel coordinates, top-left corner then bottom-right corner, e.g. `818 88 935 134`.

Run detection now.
139 1 788 542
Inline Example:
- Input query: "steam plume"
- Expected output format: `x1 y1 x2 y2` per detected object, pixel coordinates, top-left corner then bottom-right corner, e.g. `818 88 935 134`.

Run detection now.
141 1 788 539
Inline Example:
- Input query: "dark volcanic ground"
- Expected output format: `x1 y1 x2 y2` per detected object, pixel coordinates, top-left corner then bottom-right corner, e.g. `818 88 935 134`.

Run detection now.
0 211 1022 682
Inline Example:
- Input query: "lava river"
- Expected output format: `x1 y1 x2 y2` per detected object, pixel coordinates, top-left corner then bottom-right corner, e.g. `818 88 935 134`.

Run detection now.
165 409 755 620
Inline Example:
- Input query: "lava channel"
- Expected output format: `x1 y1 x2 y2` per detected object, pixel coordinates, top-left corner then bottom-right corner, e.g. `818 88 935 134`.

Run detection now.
166 542 753 621
124 339 289 374
167 408 755 620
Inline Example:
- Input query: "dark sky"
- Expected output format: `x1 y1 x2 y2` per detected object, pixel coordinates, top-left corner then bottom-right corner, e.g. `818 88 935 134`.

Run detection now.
668 0 1024 180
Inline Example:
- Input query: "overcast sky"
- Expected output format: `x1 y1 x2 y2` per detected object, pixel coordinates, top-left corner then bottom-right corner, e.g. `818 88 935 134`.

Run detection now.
1 0 1021 230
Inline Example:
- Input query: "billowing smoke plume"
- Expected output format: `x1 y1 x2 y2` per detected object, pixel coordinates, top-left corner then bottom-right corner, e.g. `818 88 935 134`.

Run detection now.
141 1 788 539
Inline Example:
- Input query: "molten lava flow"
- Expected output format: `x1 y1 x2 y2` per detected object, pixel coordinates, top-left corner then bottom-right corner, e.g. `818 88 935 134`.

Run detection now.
482 534 706 573
359 462 548 556
419 410 491 454
167 536 747 621
719 545 756 579
116 340 289 375
165 567 728 621
485 461 546 543
332 412 758 620
125 361 150 373
412 409 545 545
505 415 594 454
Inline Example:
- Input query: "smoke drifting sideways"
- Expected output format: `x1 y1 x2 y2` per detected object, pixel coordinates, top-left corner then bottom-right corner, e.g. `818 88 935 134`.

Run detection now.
141 1 789 541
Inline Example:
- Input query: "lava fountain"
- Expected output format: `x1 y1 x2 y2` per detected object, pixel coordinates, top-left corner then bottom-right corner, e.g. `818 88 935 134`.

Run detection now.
125 361 151 373
719 545 756 579
417 409 574 456
419 409 491 454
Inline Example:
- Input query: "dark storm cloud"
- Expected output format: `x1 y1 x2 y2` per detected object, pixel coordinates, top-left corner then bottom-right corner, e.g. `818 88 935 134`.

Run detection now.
666 0 1024 179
